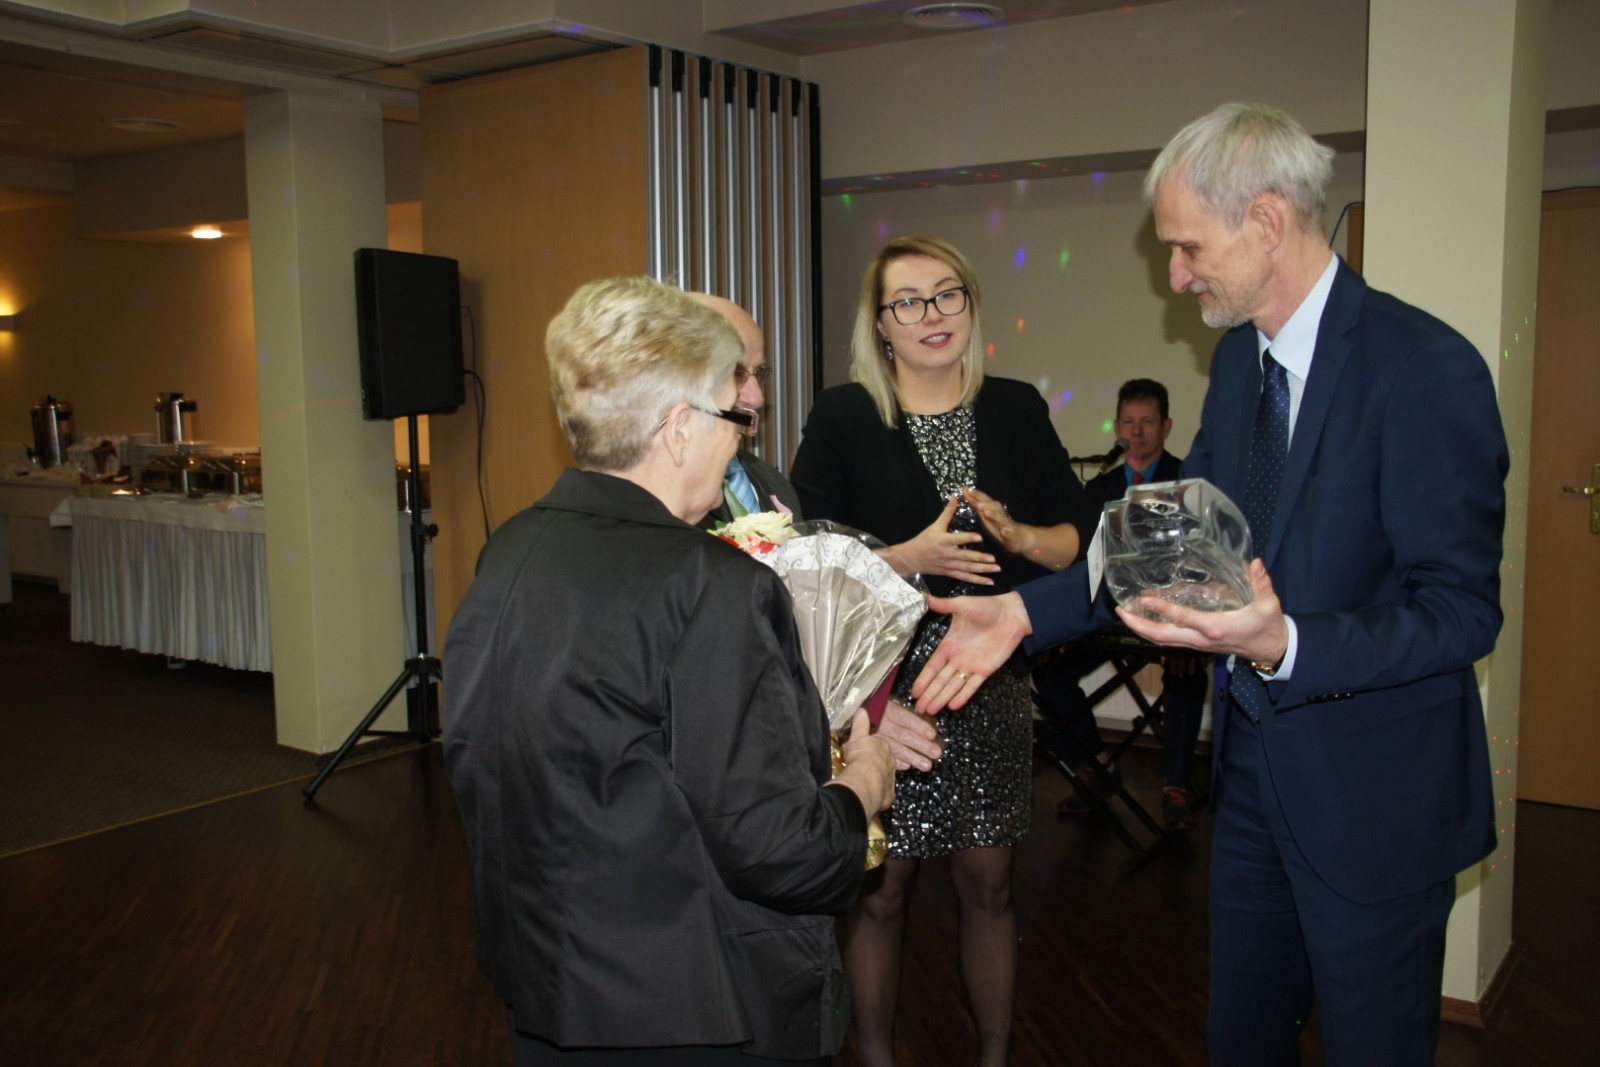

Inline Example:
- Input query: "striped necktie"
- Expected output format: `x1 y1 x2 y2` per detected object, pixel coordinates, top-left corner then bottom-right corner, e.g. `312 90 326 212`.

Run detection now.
724 457 760 516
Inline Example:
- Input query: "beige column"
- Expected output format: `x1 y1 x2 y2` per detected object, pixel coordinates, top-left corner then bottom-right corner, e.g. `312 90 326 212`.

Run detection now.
244 91 407 753
1365 0 1548 1015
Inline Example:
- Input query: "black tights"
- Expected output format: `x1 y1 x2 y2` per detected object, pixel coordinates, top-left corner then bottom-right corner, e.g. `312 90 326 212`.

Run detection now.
843 846 1016 1067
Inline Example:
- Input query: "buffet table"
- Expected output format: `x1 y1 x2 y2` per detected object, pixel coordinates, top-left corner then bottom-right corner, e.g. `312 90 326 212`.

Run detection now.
52 493 271 671
50 494 434 675
0 471 77 590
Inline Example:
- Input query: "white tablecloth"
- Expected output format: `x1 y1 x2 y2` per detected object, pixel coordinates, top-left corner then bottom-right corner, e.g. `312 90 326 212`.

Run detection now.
51 494 272 672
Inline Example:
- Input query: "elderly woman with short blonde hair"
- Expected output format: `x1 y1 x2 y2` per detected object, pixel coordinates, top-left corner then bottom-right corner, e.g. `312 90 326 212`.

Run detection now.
444 276 894 1066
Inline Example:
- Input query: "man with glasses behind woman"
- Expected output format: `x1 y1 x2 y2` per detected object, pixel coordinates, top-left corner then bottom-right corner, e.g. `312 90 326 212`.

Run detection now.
689 293 802 526
792 235 1094 1067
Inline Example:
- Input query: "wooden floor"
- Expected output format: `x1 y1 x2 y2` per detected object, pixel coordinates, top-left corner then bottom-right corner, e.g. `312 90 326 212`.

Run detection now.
0 742 1594 1066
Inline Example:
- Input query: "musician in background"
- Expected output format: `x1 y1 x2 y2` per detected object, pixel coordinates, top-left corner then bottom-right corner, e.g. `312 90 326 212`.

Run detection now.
1035 379 1208 827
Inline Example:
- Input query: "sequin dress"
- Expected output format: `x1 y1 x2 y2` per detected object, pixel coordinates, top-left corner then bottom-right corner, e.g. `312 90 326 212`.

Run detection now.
886 406 1033 858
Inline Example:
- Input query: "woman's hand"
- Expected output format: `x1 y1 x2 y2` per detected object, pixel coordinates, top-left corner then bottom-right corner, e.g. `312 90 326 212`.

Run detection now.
832 709 896 817
963 486 1081 572
964 486 1035 557
874 699 943 772
886 493 999 584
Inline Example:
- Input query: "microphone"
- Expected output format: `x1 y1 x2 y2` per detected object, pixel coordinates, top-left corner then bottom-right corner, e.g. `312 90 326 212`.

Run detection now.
1078 438 1130 471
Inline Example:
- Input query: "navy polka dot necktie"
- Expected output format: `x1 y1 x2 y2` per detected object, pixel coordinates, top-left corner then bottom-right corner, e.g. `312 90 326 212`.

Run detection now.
1241 350 1290 556
1230 350 1289 722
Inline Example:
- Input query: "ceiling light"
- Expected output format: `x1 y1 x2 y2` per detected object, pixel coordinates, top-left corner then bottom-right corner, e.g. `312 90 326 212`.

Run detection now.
191 226 223 240
903 3 1005 30
103 116 182 132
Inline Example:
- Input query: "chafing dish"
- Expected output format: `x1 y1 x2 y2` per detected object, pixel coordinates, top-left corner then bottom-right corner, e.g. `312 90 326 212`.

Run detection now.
137 448 261 496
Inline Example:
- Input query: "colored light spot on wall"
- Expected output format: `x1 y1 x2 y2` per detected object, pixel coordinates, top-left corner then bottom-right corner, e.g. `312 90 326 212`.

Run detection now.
1092 171 1106 186
1059 249 1071 269
1014 246 1026 268
1016 318 1025 332
986 343 996 358
1102 419 1114 434
987 208 1003 234
840 194 853 211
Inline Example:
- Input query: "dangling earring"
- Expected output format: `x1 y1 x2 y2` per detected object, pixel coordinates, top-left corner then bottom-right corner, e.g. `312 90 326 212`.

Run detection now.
883 338 895 362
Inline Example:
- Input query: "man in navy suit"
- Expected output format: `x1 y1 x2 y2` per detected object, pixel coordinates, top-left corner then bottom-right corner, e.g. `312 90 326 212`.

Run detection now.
912 103 1506 1064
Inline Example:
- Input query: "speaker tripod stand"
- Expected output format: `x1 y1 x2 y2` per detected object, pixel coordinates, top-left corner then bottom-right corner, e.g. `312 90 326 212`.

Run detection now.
303 415 441 801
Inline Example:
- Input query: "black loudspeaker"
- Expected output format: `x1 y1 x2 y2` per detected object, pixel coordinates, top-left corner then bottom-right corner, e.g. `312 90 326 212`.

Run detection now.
354 248 466 420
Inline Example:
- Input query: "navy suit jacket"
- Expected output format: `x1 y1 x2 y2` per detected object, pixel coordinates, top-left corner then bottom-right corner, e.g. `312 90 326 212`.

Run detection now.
1022 260 1506 903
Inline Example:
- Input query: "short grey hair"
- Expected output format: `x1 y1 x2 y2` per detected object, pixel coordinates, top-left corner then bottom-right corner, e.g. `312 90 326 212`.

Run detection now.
850 234 986 428
1143 102 1335 232
547 276 742 471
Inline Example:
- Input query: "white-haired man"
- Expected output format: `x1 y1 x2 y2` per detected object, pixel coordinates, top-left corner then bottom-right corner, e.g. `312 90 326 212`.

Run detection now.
913 103 1507 1065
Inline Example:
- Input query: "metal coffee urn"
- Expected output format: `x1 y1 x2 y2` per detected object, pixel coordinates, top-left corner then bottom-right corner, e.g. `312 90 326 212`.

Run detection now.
30 395 74 468
154 392 199 444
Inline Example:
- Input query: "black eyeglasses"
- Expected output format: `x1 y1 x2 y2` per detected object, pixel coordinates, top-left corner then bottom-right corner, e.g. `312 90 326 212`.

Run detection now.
692 404 759 437
880 286 969 326
734 363 770 388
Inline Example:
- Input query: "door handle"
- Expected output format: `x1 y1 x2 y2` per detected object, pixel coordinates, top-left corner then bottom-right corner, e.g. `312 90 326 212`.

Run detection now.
1561 464 1600 534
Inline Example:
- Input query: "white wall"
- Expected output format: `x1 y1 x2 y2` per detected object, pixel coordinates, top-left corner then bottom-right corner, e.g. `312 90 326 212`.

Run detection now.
803 0 1371 181
818 120 1600 463
819 158 1365 461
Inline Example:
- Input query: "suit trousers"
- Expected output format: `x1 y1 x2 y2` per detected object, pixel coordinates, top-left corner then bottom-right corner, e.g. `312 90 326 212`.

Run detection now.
1208 703 1455 1066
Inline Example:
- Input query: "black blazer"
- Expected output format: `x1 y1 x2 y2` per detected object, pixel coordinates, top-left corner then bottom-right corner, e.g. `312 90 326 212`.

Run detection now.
443 469 867 1058
790 377 1094 598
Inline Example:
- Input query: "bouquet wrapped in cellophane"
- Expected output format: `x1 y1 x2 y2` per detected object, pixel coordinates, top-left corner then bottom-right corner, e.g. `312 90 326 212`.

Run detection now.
712 511 927 868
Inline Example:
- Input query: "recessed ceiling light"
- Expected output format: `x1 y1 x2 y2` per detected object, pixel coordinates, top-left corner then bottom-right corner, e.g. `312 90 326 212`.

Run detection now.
903 3 1005 30
103 116 183 132
191 226 223 240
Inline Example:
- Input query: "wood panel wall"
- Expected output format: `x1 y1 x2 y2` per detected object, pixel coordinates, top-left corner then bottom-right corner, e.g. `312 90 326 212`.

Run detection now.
419 47 649 636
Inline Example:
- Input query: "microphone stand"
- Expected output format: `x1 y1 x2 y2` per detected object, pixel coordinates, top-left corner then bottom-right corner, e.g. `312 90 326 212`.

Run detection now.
1075 438 1131 474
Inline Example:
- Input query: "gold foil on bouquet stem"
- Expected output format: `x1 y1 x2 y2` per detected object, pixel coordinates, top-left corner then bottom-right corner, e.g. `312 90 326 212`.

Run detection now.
832 734 887 870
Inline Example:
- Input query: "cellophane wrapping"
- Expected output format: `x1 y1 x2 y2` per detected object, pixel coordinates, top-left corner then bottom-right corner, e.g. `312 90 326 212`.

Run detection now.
713 514 927 870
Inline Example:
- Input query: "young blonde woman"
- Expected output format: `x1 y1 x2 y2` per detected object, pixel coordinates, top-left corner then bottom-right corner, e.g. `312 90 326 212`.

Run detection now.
792 236 1093 1066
